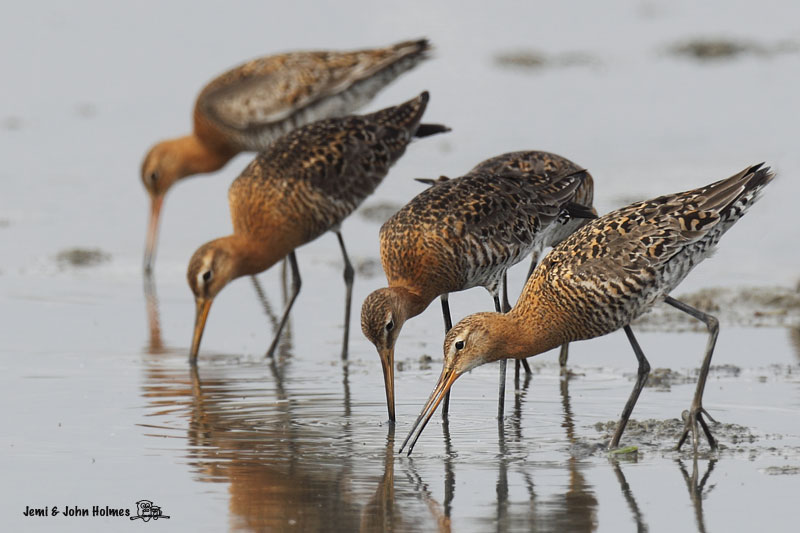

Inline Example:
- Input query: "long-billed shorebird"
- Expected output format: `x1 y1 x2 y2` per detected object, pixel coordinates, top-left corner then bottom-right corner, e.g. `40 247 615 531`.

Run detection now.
401 163 774 455
142 39 432 272
187 92 448 364
361 151 595 422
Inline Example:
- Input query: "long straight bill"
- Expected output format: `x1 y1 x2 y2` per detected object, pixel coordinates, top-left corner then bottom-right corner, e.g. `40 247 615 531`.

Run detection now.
399 368 458 456
143 194 164 273
190 297 212 364
379 348 396 423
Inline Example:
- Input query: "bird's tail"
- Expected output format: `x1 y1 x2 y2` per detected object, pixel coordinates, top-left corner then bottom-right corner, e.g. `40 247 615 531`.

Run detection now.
702 163 775 224
414 123 450 138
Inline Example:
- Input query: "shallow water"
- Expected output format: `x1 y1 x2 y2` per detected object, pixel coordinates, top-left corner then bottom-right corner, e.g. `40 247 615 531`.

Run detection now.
2 1 800 531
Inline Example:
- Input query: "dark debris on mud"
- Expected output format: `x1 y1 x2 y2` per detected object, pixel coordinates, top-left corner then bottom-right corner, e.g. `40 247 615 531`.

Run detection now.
634 285 800 331
668 38 799 61
762 465 800 475
56 247 111 268
493 49 599 71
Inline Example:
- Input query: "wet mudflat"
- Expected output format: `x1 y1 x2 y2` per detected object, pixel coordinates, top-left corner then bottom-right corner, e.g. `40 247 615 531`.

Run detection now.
2 0 800 531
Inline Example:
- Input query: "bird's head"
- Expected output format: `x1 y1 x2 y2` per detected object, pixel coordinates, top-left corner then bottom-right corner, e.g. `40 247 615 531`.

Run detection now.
361 287 412 422
187 238 242 361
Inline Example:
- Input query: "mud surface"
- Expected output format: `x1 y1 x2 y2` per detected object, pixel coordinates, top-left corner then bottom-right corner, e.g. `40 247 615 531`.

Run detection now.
668 38 799 61
55 247 111 268
634 285 800 331
493 49 599 71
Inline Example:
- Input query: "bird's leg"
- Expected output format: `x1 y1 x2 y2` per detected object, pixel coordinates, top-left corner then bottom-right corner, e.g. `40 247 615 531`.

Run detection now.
559 343 569 374
494 294 507 420
609 325 651 449
265 252 301 359
336 231 355 361
502 272 531 382
664 296 719 453
440 294 452 419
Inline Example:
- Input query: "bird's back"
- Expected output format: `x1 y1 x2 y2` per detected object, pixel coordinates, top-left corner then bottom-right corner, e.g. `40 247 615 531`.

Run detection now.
466 150 595 248
525 164 775 341
194 40 432 151
380 168 590 297
228 92 435 244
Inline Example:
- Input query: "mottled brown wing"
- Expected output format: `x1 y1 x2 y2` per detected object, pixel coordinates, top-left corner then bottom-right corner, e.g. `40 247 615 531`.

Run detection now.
467 150 595 214
198 41 429 133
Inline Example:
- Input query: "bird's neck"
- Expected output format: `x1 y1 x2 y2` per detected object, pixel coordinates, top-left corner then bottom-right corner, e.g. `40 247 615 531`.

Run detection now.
498 296 567 360
389 286 432 321
218 234 289 279
171 134 236 178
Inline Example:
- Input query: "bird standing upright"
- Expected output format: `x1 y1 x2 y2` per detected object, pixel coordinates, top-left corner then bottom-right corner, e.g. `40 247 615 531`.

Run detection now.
141 39 433 272
401 164 774 455
188 92 448 363
361 151 595 422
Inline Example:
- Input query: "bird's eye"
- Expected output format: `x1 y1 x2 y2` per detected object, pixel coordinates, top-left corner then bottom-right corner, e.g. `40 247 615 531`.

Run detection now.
385 320 394 332
455 340 464 350
149 172 158 184
202 270 212 282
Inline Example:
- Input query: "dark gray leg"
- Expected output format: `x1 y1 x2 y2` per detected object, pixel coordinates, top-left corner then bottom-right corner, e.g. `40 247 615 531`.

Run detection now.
494 295 507 420
558 343 569 372
609 325 651 449
336 231 355 361
665 296 719 453
265 252 301 358
440 294 452 419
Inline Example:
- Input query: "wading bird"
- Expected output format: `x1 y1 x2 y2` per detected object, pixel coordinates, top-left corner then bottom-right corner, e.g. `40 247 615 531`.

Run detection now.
188 92 448 364
401 163 774 455
361 151 595 422
142 39 432 272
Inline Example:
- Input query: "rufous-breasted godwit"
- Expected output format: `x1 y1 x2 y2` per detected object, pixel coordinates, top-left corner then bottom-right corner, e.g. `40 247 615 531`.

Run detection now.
361 151 595 422
401 163 774 455
142 39 432 272
187 92 448 364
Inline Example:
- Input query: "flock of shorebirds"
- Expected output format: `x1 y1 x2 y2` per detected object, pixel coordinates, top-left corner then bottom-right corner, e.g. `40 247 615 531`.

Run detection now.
140 39 774 456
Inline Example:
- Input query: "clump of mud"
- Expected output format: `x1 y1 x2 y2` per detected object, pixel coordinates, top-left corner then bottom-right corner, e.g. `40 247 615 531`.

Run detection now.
668 38 799 61
762 466 800 475
593 417 757 456
56 248 110 268
358 202 402 224
493 49 598 71
634 285 800 331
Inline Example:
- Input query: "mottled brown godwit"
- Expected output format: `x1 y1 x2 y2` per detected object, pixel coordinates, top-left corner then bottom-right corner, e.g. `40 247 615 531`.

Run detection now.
187 92 448 364
401 163 774 455
361 151 595 422
142 39 432 272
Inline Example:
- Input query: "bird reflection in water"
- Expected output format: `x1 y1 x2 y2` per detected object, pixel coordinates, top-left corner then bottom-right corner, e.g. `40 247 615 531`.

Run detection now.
677 457 717 533
143 266 292 359
143 274 166 355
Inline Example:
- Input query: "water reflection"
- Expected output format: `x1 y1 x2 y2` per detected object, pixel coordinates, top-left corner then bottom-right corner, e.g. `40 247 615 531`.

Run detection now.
609 461 648 533
142 269 293 359
143 274 166 354
677 457 717 533
138 341 727 532
141 355 448 531
789 325 800 363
